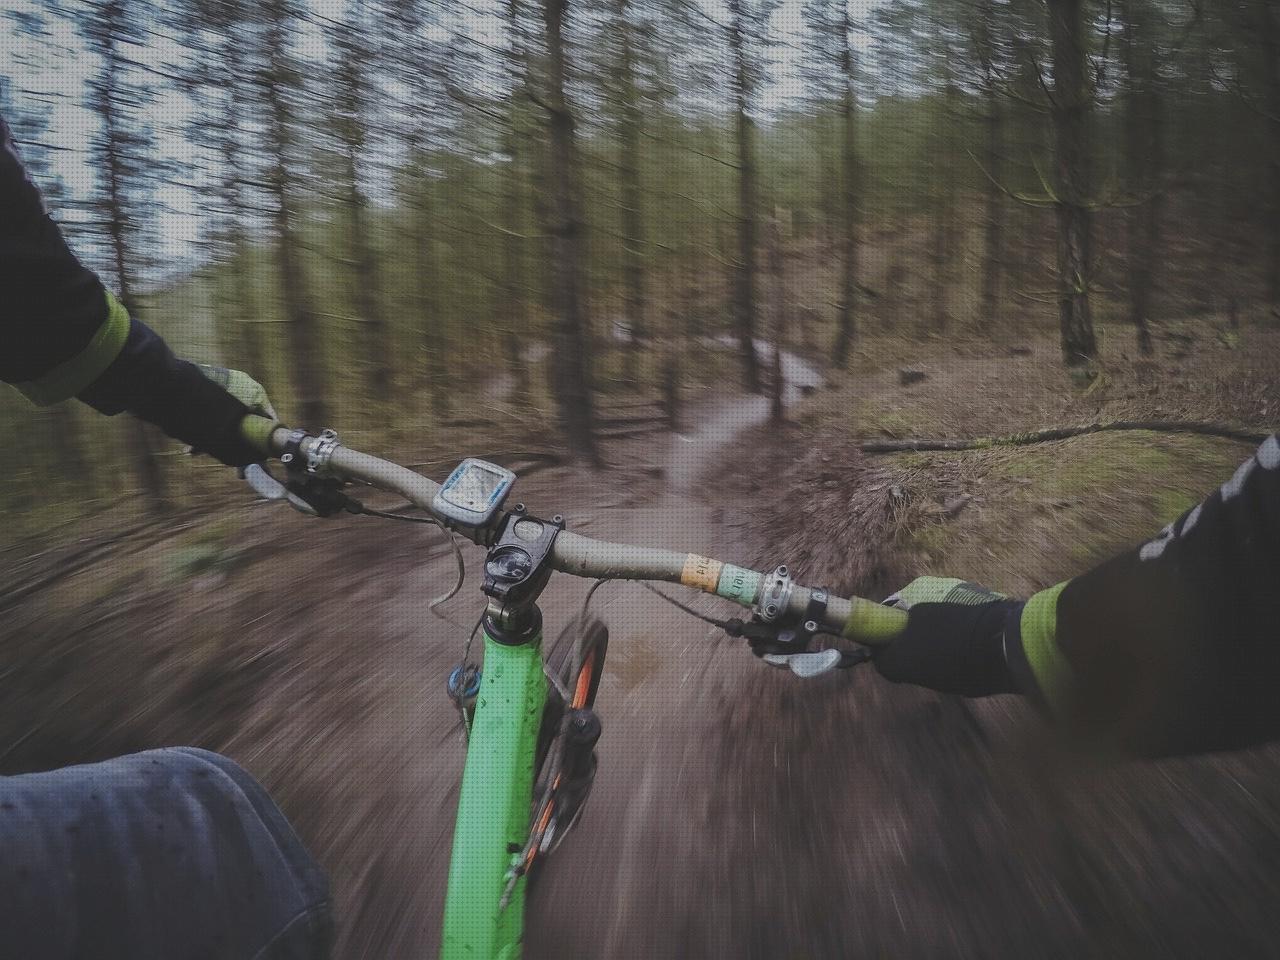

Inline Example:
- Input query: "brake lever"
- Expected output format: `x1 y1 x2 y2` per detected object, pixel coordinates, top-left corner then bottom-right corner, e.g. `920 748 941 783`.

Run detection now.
243 463 318 516
761 647 872 679
242 462 361 518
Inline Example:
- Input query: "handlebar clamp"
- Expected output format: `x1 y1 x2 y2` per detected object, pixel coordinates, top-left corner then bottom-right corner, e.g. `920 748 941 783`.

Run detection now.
279 429 309 473
269 428 360 518
730 582 840 660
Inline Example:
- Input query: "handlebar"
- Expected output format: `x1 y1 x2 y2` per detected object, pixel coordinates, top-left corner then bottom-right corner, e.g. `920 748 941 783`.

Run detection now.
258 423 907 645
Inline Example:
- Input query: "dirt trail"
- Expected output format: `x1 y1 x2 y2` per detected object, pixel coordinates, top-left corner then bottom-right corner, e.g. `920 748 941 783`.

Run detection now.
286 352 825 957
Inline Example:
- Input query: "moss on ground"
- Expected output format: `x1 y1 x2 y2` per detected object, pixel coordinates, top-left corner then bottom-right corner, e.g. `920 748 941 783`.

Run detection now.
779 330 1271 598
898 431 1244 596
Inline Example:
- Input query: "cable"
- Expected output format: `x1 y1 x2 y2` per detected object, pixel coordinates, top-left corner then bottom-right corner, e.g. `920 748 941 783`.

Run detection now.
641 582 734 630
355 506 440 524
428 531 467 619
351 502 467 621
575 578 613 633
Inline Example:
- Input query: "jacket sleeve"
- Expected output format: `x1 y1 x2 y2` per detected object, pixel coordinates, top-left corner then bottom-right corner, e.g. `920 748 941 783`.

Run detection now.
1005 434 1280 755
0 113 128 398
1 113 259 467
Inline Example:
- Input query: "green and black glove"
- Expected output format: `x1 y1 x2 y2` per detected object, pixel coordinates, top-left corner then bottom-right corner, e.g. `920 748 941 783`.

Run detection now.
873 576 1024 697
195 364 280 463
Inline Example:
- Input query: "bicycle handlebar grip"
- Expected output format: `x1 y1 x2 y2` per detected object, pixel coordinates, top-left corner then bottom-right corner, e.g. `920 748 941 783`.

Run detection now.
841 598 908 646
240 414 282 457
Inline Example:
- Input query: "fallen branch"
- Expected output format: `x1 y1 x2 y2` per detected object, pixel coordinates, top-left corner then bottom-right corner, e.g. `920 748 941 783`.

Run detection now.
857 421 1270 454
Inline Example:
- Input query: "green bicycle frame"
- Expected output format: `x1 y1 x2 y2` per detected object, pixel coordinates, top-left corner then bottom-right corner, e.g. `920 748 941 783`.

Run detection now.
441 622 548 960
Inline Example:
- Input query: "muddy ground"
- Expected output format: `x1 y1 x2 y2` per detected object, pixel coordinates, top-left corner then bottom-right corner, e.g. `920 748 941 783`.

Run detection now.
4 330 1280 958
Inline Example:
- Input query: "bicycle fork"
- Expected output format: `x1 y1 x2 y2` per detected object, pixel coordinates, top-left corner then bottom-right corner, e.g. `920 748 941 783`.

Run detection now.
440 614 547 960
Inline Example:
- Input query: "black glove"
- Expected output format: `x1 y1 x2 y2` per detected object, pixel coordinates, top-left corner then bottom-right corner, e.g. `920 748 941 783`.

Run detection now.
872 577 1024 697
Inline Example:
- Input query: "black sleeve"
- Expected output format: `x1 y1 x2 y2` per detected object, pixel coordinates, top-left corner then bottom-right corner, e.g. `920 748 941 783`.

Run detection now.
1012 435 1280 756
0 113 110 384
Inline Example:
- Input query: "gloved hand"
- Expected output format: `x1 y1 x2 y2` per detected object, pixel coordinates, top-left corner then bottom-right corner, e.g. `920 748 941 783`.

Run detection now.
194 364 280 464
872 576 1024 697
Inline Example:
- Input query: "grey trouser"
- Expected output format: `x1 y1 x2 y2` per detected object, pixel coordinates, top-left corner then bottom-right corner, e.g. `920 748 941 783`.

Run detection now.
0 747 331 959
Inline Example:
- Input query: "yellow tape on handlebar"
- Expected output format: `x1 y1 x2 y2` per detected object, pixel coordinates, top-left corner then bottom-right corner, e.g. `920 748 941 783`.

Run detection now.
681 554 723 592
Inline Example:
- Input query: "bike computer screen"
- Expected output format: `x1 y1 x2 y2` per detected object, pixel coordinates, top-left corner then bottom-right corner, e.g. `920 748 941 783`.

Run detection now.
433 458 516 527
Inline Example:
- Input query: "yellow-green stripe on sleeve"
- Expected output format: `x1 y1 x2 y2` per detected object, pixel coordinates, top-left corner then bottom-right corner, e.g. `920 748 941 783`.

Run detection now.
15 291 130 406
1018 581 1074 711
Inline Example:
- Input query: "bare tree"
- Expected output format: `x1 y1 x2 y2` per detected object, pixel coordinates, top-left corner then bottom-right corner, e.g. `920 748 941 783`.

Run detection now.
1118 0 1160 355
831 0 861 368
971 0 1006 329
1256 0 1280 314
333 0 392 402
542 0 599 462
615 0 648 383
178 0 264 375
928 48 958 332
767 216 786 422
259 0 328 428
83 0 168 509
498 0 531 402
728 0 763 392
1046 0 1099 368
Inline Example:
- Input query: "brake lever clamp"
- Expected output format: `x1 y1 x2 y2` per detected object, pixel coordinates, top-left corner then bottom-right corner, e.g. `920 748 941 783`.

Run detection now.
726 585 873 678
245 428 361 518
279 427 341 477
243 461 361 518
285 475 362 518
740 584 829 658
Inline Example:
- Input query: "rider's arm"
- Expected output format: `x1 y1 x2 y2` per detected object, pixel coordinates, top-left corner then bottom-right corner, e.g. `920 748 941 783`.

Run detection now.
1004 433 1280 755
0 113 264 467
879 434 1280 756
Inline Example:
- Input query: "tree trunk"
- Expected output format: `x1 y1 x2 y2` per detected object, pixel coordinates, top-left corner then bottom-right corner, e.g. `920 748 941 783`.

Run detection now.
1046 0 1099 368
337 2 391 402
886 262 906 331
819 116 838 243
1257 0 1280 314
262 5 328 429
767 218 786 423
498 0 530 402
974 0 1004 330
978 97 1005 329
1119 0 1159 356
832 0 859 368
411 167 449 416
683 252 701 340
228 228 263 373
930 60 957 333
98 18 167 510
213 25 263 376
728 0 762 393
616 0 646 384
543 0 599 463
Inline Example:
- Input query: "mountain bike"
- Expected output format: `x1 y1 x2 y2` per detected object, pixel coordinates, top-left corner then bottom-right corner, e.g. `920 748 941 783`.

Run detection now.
243 423 908 959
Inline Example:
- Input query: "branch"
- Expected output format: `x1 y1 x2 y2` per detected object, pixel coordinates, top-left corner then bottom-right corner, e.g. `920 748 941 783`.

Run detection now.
1014 289 1061 306
856 421 1270 454
965 148 1057 207
1208 62 1280 124
1095 0 1114 88
995 80 1052 113
1023 46 1057 109
442 82 507 123
640 128 741 170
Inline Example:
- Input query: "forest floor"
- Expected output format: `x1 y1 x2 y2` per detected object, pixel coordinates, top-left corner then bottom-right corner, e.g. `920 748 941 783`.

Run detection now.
2 322 1279 957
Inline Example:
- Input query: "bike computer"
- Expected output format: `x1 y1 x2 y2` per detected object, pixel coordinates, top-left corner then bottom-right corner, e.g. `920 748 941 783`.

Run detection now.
433 458 517 528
